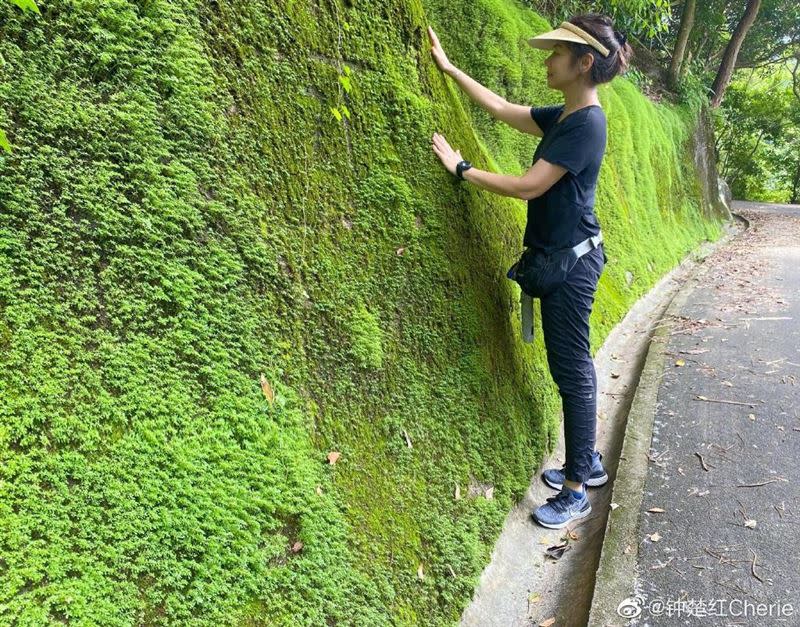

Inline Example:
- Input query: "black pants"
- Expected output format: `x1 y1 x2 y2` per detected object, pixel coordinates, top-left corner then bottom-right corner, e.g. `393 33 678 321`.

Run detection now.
540 243 605 484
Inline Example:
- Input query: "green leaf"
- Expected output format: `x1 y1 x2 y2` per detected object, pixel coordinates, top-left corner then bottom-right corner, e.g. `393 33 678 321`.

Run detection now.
341 105 351 120
0 129 11 153
338 75 352 94
9 0 41 14
330 107 342 122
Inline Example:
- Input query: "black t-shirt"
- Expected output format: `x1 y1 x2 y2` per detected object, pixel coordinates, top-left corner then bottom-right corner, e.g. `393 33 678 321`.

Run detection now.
523 104 606 253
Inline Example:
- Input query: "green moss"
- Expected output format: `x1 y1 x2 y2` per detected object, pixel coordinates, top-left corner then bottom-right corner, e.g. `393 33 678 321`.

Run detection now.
0 0 725 624
349 304 384 369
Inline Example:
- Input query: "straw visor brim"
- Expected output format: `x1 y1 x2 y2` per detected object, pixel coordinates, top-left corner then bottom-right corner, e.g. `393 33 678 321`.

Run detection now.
527 27 589 51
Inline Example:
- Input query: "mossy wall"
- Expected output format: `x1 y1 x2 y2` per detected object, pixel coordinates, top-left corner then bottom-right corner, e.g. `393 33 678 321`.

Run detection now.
0 0 725 624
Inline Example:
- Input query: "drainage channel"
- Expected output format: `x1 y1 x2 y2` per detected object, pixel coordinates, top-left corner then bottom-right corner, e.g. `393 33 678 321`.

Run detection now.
460 219 744 627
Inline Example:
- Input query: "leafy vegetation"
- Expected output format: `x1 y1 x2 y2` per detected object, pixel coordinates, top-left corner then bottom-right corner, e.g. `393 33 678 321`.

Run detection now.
528 0 672 39
0 0 38 153
715 63 800 202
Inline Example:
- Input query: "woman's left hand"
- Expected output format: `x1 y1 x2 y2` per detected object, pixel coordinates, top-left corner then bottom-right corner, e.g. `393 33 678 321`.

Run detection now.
431 132 463 176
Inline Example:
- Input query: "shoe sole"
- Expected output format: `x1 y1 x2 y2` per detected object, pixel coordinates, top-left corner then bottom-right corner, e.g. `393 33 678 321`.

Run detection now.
543 473 608 491
532 503 592 529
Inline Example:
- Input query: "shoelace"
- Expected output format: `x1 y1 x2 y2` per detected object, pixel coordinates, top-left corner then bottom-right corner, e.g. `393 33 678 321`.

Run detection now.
544 489 574 513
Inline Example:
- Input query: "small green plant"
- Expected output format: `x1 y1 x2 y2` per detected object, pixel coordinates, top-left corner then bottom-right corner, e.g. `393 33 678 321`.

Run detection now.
331 65 355 124
7 0 39 12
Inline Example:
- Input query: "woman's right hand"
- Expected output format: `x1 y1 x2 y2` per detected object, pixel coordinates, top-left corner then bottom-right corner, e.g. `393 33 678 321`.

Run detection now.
428 26 454 74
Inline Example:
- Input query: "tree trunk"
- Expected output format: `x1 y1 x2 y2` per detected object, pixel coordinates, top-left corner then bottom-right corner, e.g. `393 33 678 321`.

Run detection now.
668 0 696 90
791 158 800 204
710 0 763 108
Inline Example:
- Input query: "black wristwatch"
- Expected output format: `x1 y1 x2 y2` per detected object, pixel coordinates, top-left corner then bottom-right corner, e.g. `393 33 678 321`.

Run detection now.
456 160 473 180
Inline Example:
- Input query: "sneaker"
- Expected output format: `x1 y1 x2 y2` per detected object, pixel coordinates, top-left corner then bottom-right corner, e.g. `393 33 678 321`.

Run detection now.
531 487 591 529
542 451 608 491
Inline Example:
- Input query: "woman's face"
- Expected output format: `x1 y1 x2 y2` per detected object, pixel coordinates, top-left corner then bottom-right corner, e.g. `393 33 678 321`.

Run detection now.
545 43 588 90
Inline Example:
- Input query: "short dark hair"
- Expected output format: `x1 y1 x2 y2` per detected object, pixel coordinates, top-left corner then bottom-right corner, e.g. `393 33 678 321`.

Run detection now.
564 13 633 85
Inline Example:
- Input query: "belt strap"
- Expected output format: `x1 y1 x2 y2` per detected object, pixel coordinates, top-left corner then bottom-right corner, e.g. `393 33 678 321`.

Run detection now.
572 231 603 258
521 292 534 343
518 231 603 343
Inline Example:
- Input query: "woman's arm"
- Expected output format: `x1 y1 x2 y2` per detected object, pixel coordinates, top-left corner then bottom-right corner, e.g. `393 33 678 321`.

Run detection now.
431 132 566 200
462 159 567 200
447 68 544 137
428 26 543 137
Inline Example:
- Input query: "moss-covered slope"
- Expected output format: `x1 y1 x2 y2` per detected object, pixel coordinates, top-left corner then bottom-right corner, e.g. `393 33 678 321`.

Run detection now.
0 0 724 624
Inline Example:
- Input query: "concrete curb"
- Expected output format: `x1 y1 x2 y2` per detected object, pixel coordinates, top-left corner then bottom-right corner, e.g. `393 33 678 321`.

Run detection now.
587 216 747 626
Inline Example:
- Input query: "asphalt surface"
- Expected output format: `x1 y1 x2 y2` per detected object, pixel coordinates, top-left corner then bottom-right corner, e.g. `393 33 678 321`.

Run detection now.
593 201 800 626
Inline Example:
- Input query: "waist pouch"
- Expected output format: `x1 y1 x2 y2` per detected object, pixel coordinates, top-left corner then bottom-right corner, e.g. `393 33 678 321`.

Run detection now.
507 233 604 298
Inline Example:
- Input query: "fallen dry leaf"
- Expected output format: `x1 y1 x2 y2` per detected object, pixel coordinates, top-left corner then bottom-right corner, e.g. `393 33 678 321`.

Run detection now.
610 502 620 510
648 532 662 542
539 618 556 627
403 429 413 448
484 487 494 500
454 483 461 500
396 247 406 256
648 507 666 513
327 451 341 465
315 485 323 496
545 542 571 560
417 563 424 579
744 519 757 529
675 359 686 367
259 373 275 406
291 541 303 553
749 413 756 421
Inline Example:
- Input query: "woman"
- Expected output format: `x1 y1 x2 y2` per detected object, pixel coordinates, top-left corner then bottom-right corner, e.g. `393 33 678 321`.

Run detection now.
429 14 632 529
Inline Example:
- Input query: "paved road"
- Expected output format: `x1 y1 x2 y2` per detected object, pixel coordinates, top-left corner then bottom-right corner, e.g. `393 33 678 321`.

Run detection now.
623 201 800 626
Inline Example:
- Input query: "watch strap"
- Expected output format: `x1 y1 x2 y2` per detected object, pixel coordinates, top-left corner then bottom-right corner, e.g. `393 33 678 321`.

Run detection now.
456 160 473 180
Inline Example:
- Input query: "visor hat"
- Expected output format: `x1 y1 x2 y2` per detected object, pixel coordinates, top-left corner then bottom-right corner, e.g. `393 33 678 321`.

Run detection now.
528 21 610 57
